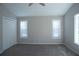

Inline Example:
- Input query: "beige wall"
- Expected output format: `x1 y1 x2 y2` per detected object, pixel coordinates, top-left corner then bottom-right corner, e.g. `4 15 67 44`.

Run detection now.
0 17 2 53
64 3 79 55
17 16 63 44
0 5 15 17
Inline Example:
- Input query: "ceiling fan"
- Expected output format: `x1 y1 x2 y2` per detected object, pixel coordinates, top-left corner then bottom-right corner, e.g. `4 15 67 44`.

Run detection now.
28 3 46 7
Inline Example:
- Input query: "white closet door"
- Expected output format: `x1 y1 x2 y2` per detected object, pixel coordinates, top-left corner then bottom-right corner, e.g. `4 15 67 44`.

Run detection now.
2 17 17 50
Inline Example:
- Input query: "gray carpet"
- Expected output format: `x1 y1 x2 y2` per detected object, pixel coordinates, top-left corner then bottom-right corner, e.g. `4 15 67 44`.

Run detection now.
0 44 78 56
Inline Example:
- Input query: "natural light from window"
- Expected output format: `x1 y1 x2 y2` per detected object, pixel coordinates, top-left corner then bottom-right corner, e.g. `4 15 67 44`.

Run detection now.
74 14 79 45
20 21 28 38
52 19 61 39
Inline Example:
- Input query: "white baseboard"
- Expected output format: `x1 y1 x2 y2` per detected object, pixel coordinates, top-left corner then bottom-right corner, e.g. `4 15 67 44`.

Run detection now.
17 42 64 45
64 43 79 55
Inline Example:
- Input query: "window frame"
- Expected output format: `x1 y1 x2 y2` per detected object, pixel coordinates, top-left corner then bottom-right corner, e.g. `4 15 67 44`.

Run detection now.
20 20 28 39
74 13 79 45
52 19 62 39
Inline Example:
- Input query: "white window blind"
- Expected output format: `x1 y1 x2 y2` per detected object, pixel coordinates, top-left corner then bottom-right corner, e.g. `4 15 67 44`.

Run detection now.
52 19 61 39
20 20 28 38
74 14 79 45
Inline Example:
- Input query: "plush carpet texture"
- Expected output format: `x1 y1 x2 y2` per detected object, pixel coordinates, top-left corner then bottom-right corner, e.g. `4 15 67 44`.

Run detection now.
0 44 78 56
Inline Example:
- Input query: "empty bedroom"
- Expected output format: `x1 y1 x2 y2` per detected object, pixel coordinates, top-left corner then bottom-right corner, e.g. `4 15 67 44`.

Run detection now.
0 3 79 56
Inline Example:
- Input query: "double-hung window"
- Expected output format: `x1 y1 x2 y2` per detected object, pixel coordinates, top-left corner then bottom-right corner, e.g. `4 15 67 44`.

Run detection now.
74 14 79 45
20 20 28 38
52 19 62 39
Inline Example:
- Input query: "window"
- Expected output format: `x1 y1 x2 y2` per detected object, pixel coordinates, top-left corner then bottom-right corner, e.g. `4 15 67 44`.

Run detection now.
52 19 61 39
74 14 79 45
20 20 28 38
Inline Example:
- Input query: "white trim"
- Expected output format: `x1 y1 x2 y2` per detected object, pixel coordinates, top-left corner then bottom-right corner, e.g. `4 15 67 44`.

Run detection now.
64 43 79 55
17 42 64 45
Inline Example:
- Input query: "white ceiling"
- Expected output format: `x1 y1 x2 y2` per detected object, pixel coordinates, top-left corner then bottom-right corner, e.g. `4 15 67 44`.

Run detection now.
3 3 73 16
